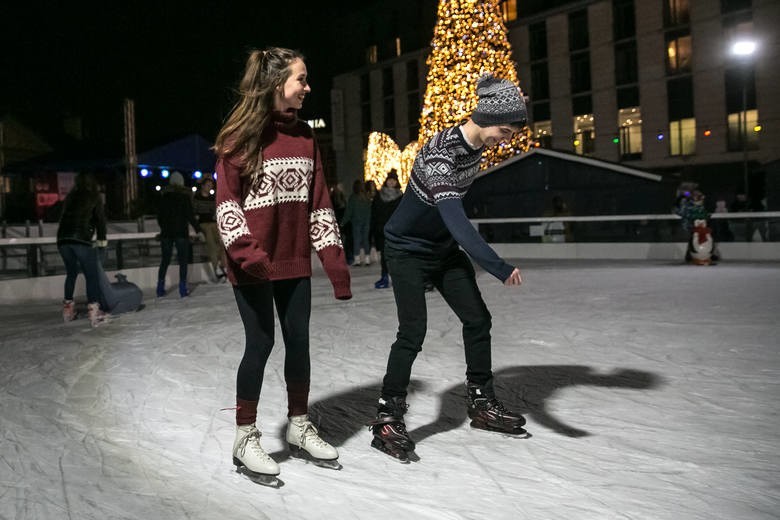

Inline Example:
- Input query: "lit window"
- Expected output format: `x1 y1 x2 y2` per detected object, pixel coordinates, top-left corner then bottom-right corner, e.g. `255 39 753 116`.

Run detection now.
573 114 595 155
533 120 552 148
666 34 692 73
728 109 760 151
367 45 378 65
618 107 643 158
500 0 518 23
669 118 696 155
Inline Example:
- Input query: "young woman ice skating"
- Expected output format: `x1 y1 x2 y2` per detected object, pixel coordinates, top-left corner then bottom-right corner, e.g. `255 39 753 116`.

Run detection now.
214 47 352 483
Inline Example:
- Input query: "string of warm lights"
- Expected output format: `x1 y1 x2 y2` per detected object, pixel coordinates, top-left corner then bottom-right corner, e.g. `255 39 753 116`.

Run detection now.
365 0 535 188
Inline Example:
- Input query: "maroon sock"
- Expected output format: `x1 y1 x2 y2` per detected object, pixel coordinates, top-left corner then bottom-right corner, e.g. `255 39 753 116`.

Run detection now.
286 380 310 417
236 398 258 425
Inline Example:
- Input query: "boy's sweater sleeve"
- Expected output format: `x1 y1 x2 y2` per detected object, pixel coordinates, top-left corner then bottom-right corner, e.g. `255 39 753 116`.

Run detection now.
215 155 271 280
436 197 514 282
309 147 352 300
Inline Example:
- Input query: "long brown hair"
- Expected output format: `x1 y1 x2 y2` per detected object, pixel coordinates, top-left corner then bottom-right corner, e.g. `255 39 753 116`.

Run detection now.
214 47 305 178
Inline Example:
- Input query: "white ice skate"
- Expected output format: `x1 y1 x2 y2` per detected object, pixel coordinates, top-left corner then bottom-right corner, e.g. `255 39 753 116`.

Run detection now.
286 415 341 469
233 424 281 485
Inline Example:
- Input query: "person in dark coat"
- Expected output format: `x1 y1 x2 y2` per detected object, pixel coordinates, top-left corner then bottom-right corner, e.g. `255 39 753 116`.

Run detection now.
56 172 109 327
156 171 201 297
370 170 403 288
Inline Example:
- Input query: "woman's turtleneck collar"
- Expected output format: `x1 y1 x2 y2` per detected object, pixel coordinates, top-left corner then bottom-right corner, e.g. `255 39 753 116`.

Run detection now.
272 109 298 131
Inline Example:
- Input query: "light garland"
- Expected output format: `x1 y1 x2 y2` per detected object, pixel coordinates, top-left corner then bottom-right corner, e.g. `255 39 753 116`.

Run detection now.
365 0 535 187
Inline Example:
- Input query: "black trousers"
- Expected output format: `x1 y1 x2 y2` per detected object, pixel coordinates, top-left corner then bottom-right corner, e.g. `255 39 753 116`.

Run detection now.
158 237 190 282
233 278 311 415
381 246 493 399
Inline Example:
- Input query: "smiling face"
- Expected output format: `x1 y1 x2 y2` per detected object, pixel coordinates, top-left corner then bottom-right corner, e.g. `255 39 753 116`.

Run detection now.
274 58 310 112
478 124 519 148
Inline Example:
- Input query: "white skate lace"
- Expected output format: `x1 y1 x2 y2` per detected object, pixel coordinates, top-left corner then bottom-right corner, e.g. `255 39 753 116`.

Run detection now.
237 427 273 462
296 420 329 448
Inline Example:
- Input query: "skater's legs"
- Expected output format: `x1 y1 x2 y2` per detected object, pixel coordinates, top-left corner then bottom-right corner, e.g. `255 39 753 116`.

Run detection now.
158 238 174 282
173 237 190 283
77 245 101 304
233 283 276 424
381 250 431 398
434 250 493 386
59 244 80 301
273 277 312 417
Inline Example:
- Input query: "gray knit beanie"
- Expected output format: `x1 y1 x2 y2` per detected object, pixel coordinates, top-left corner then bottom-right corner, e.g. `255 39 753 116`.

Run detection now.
471 73 527 128
170 171 184 186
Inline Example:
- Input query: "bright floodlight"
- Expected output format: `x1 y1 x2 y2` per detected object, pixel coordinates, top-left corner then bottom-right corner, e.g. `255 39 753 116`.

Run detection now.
731 40 756 56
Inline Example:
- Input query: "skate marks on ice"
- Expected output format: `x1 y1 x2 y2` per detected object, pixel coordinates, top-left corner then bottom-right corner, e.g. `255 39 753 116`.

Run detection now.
408 365 662 444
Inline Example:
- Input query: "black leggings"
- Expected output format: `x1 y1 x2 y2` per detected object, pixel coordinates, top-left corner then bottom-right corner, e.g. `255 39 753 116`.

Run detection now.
233 278 312 412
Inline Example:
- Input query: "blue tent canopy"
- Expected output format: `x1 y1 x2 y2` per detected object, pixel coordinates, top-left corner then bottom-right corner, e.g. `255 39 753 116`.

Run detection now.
136 134 216 174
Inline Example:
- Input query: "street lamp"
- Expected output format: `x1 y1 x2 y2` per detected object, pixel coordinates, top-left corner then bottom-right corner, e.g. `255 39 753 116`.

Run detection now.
730 38 757 200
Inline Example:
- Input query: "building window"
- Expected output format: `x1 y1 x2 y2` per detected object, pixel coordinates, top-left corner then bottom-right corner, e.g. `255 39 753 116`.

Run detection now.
617 86 640 109
532 101 550 122
406 60 419 91
531 62 549 100
529 22 547 60
613 0 636 40
366 45 378 65
500 0 518 23
669 118 696 155
360 74 371 136
615 41 638 85
569 10 589 51
618 107 642 159
573 114 595 156
666 31 692 74
721 0 751 13
727 109 760 151
534 120 552 148
408 92 420 135
383 98 395 134
667 76 694 120
664 0 690 27
570 52 591 94
725 66 758 151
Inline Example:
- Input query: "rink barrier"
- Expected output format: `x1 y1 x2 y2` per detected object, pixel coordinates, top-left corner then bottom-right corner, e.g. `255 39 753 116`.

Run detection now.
0 213 778 303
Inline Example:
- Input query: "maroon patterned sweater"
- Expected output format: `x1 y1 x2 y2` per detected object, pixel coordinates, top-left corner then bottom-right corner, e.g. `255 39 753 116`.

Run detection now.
215 111 351 300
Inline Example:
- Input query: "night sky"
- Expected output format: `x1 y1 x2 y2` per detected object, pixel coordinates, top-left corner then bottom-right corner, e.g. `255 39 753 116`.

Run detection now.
0 2 381 156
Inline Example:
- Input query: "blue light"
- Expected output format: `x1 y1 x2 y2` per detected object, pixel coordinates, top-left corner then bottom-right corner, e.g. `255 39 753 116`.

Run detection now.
212 172 218 180
140 168 150 177
656 132 664 141
161 169 170 178
193 170 203 179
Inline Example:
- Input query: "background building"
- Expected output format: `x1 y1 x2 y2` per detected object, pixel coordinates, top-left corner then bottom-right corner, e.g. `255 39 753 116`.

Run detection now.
330 0 779 209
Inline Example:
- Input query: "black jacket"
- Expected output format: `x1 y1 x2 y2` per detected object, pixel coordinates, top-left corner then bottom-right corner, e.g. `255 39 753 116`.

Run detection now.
157 186 201 238
57 188 107 246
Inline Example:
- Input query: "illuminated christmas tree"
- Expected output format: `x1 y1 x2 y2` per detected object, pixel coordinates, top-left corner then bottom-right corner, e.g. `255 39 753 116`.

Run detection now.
365 0 534 188
419 0 533 167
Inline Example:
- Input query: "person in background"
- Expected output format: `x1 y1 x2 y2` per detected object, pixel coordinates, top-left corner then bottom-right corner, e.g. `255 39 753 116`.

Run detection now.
56 172 109 327
156 171 201 297
213 47 352 482
193 176 226 282
368 74 528 462
370 170 403 288
341 179 372 266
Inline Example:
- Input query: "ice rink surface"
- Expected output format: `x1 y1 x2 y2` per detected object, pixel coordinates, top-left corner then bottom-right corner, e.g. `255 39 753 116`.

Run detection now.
2 259 779 519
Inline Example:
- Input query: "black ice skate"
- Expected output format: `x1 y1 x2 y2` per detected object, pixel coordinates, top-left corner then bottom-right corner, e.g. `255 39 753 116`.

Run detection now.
466 380 527 436
367 396 417 463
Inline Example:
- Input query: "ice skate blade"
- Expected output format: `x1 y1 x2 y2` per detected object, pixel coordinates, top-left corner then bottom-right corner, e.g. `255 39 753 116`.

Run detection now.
470 421 531 438
371 437 418 463
233 458 282 487
288 445 342 470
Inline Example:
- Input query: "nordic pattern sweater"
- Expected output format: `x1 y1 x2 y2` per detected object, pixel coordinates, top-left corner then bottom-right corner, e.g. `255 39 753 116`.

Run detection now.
384 125 513 282
215 112 351 300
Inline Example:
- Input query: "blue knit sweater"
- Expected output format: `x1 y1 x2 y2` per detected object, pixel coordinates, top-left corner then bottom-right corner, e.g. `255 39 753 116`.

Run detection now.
384 126 514 282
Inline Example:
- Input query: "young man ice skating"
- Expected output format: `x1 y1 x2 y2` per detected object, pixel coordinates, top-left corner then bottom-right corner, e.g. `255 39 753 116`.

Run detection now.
369 74 527 462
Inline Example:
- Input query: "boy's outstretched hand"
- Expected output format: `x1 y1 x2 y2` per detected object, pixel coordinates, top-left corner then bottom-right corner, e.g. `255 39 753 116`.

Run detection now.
504 267 522 286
